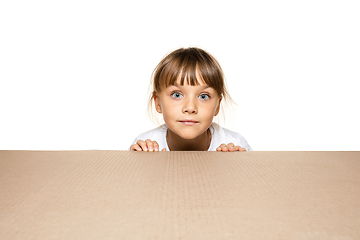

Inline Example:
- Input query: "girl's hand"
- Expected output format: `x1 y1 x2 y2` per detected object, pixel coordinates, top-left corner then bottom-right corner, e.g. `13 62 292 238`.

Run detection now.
216 143 246 152
130 139 166 152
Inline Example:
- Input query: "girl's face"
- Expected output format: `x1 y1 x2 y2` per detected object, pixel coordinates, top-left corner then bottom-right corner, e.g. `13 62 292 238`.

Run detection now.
154 76 222 140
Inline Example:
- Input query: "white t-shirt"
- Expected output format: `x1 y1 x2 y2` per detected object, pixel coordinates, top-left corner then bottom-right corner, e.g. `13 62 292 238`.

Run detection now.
131 123 252 151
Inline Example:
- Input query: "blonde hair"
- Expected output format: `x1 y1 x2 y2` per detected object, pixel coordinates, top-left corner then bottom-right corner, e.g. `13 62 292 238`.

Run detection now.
147 47 235 125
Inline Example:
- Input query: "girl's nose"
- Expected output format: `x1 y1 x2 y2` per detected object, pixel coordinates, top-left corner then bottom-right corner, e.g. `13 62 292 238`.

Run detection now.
182 99 197 114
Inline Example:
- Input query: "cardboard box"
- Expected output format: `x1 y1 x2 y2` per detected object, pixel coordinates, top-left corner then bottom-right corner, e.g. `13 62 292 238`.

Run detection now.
0 151 359 239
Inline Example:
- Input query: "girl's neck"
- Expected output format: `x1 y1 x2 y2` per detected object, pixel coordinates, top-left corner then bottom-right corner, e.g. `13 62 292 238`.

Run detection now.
166 128 211 151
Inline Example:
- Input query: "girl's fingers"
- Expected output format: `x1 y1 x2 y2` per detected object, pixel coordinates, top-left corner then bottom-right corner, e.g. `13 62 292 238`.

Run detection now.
134 139 162 152
130 144 142 151
137 140 148 151
145 139 155 151
144 139 152 151
217 143 246 152
231 146 246 152
227 143 235 152
153 141 159 151
220 143 235 152
229 145 241 152
217 144 227 151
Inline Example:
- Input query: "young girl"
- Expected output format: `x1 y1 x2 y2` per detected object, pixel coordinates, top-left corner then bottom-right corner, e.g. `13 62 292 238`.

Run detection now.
130 47 251 152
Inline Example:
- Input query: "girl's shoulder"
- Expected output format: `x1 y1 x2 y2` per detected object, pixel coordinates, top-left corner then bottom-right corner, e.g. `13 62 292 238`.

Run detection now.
131 125 169 150
210 122 240 138
210 123 252 151
133 125 167 141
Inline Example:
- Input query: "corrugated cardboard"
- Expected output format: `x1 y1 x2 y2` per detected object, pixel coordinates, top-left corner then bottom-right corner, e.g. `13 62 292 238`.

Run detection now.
0 151 359 239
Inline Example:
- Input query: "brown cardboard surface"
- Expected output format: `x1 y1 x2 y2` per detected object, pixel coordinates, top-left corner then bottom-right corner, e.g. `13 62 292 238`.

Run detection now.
0 151 359 239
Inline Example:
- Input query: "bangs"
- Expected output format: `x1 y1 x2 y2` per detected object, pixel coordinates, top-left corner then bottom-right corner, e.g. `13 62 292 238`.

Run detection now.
159 60 204 88
153 48 224 97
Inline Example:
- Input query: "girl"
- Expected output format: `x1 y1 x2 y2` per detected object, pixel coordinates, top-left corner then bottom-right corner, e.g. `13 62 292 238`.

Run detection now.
130 47 251 152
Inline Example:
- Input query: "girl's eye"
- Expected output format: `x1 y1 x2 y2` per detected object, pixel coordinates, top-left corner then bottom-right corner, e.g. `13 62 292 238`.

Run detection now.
171 91 183 99
199 93 210 100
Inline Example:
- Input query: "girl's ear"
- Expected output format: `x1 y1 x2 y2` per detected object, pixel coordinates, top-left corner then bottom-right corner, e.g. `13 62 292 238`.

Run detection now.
214 97 222 116
154 94 162 113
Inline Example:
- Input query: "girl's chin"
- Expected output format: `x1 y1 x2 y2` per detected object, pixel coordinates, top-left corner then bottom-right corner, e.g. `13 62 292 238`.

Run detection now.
178 135 199 140
171 130 206 140
171 133 195 140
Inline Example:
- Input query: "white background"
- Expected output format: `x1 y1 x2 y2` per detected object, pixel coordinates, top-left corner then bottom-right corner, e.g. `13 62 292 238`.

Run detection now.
1 0 359 151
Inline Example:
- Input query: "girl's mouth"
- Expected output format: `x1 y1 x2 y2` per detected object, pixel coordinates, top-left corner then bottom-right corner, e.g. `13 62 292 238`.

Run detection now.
179 120 199 126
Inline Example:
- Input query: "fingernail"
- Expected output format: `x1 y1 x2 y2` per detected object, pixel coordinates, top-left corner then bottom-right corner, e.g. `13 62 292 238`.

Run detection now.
149 147 153 152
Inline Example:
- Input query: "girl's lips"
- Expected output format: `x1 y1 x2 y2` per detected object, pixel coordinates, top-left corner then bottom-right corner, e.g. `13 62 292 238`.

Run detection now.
179 120 199 126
